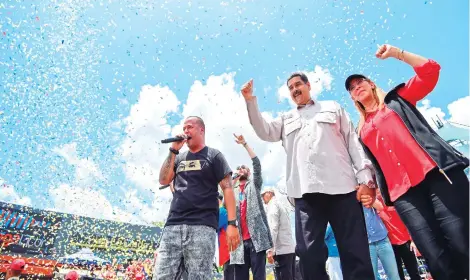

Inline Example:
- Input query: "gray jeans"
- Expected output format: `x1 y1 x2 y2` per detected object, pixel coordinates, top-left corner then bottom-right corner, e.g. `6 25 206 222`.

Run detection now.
154 225 216 280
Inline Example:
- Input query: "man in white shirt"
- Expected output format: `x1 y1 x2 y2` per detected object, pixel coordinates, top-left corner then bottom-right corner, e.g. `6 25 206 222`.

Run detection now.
241 75 376 280
262 188 296 280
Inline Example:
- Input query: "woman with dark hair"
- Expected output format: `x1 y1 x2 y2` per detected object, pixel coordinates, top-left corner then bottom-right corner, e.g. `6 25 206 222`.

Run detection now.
345 44 469 280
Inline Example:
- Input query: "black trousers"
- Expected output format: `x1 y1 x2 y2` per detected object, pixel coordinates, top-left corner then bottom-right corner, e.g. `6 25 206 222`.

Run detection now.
294 191 374 280
394 167 469 280
273 253 296 280
392 241 421 280
223 239 266 280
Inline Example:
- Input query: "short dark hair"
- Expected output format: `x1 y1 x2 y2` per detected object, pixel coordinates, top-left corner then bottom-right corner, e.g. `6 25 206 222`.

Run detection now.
287 72 309 86
186 116 205 131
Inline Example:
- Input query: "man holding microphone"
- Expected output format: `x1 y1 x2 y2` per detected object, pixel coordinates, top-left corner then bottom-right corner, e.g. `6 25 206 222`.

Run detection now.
155 116 240 280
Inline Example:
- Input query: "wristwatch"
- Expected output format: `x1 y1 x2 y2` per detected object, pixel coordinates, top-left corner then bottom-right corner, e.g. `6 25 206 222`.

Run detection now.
228 219 238 227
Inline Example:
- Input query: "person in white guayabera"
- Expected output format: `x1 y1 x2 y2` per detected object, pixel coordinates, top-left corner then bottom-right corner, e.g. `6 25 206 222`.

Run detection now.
261 187 296 280
240 77 376 280
224 134 273 280
155 116 240 280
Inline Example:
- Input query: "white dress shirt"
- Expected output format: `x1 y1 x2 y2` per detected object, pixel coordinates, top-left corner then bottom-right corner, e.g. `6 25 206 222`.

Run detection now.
246 97 373 198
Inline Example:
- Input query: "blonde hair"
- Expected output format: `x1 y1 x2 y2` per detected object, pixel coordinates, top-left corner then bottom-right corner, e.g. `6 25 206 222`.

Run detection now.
354 83 387 134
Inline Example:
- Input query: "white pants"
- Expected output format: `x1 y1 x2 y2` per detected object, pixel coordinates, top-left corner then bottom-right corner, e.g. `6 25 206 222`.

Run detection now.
326 257 343 280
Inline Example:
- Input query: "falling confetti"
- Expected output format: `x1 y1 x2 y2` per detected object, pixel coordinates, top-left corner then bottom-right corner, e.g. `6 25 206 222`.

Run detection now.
0 2 467 278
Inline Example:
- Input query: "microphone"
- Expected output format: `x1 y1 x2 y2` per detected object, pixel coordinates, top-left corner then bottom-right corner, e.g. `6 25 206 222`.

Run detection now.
161 136 191 144
159 184 170 190
232 173 240 180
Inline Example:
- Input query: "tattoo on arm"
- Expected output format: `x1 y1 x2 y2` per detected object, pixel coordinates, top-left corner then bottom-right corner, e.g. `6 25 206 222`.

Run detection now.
220 174 236 221
219 174 233 190
159 152 175 184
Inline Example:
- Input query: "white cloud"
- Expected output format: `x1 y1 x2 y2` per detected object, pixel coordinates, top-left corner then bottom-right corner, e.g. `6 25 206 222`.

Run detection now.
119 84 180 196
174 73 286 182
277 66 334 107
50 143 148 224
417 99 446 130
48 184 144 224
121 189 172 224
52 142 103 186
448 96 470 127
0 178 32 206
119 72 297 223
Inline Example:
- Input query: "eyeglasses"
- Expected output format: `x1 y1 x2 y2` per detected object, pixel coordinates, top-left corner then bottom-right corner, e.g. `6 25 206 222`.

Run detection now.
236 165 247 170
348 78 367 92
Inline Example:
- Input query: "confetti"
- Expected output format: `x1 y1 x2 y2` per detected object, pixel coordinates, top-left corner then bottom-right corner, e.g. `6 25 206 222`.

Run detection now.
0 2 466 279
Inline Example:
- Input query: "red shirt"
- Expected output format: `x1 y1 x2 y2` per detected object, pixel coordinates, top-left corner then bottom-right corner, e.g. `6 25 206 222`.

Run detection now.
239 182 251 240
218 228 230 266
376 196 411 245
361 59 441 202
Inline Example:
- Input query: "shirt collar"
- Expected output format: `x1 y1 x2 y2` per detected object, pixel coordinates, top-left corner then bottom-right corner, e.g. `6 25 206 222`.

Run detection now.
296 99 315 110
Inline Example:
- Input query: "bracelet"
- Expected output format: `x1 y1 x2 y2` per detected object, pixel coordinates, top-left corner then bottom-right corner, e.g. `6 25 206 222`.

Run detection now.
169 147 179 155
242 142 247 146
399 49 405 61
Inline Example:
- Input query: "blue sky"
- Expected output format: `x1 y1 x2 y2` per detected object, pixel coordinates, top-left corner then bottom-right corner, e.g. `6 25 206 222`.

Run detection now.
0 0 468 224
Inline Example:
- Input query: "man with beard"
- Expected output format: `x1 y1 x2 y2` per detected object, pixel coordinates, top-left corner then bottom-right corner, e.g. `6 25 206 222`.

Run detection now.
156 116 240 280
224 134 273 280
240 75 376 280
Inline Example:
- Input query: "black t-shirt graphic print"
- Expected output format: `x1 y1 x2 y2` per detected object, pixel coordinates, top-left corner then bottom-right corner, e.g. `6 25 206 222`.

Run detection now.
166 146 232 230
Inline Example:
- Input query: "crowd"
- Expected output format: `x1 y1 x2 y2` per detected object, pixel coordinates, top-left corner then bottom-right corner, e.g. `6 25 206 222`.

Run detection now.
154 44 469 280
2 44 466 280
1 258 157 280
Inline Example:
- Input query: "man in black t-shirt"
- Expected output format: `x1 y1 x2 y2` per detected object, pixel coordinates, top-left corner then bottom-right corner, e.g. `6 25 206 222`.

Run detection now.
155 116 240 280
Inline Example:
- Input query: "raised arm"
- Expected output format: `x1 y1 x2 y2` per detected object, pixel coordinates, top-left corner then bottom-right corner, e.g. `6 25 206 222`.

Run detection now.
241 79 283 142
233 134 263 190
376 44 441 104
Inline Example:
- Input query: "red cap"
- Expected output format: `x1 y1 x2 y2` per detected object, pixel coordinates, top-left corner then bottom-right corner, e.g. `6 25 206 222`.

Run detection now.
65 271 79 280
9 259 25 271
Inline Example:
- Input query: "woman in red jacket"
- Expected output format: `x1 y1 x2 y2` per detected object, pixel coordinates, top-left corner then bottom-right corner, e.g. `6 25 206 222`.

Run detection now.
345 44 469 280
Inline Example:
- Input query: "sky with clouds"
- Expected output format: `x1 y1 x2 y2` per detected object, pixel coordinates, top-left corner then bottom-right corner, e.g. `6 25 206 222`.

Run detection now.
0 0 468 225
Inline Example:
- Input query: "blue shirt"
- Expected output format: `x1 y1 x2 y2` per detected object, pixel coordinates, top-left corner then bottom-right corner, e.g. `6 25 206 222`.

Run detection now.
363 206 388 243
218 206 228 231
218 206 228 246
325 224 340 257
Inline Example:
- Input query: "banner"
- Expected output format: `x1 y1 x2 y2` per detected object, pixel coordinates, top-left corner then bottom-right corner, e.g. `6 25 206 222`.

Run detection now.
68 233 156 254
0 201 162 262
0 204 62 256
